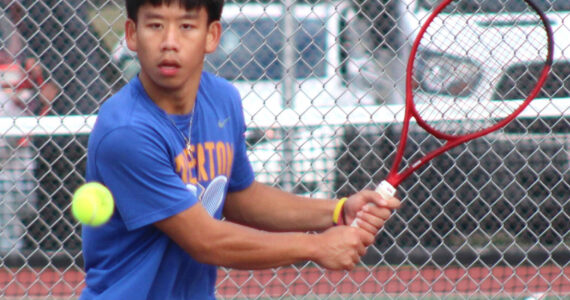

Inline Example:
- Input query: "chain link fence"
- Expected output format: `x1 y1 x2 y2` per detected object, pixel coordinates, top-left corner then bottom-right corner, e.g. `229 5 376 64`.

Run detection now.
0 0 568 298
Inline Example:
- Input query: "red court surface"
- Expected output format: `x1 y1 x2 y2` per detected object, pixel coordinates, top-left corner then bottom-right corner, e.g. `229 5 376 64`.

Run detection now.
1 265 568 298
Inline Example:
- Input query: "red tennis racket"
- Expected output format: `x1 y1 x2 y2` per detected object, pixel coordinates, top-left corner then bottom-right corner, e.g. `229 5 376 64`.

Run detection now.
352 0 553 226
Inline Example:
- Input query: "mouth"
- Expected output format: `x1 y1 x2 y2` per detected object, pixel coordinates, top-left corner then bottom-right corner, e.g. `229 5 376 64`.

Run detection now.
158 60 180 76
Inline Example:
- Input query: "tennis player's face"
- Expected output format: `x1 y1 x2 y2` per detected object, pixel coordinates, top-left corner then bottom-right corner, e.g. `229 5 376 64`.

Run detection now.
125 4 220 93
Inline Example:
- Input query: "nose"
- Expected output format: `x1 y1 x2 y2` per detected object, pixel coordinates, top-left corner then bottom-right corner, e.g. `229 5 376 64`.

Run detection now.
161 25 179 52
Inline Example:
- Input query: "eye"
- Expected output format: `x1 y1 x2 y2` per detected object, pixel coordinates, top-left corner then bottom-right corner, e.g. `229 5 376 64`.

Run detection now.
148 23 163 30
181 23 196 30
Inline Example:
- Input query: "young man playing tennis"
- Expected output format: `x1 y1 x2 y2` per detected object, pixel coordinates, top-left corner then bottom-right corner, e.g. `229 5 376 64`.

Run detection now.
80 0 400 299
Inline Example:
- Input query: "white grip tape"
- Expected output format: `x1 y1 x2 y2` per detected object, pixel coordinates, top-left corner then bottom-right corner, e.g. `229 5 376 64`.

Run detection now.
350 180 396 227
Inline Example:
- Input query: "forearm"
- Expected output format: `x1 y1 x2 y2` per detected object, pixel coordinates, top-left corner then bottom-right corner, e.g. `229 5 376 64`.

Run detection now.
155 206 322 269
224 181 337 232
198 221 319 269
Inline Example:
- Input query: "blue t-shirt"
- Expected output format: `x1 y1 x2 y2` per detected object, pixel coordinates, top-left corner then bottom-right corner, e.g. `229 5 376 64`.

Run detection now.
80 73 255 300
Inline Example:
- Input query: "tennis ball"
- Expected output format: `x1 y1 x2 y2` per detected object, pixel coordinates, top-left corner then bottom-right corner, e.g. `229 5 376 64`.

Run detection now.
72 182 114 226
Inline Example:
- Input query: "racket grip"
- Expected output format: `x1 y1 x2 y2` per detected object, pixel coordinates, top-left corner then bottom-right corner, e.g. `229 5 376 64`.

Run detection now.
375 180 396 197
350 180 396 227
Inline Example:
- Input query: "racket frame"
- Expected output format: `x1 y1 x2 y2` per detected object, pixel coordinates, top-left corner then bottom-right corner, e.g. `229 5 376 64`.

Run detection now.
385 0 554 188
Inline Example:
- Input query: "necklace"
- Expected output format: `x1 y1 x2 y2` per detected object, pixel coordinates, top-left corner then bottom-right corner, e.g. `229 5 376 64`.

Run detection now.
167 107 195 153
166 107 197 194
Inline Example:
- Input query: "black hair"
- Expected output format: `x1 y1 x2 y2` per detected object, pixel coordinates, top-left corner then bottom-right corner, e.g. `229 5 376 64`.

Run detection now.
126 0 224 23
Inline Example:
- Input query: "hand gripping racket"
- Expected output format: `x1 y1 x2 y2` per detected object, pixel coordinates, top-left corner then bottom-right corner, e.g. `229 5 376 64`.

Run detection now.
352 0 553 226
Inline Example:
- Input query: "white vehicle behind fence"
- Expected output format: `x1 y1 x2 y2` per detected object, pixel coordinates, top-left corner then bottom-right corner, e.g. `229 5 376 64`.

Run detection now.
405 0 570 109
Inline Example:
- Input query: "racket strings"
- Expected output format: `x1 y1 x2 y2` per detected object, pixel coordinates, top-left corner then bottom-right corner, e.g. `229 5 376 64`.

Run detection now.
202 176 227 217
413 1 550 136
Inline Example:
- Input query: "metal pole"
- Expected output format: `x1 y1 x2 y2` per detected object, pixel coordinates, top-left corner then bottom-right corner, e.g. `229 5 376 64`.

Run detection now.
281 0 296 192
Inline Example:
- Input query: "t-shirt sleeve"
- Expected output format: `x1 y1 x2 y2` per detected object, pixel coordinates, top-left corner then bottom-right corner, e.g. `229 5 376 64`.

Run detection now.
94 126 196 230
227 89 255 192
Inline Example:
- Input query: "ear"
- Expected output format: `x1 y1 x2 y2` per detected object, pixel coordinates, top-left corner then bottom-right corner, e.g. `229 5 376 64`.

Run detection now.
125 19 138 52
205 21 222 54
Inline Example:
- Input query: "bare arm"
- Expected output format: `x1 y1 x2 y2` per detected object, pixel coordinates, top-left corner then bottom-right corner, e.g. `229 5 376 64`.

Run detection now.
154 201 373 270
223 180 401 233
155 180 399 270
223 181 337 232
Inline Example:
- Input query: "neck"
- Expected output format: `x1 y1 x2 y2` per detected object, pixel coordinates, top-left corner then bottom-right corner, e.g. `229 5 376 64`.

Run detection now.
138 72 200 114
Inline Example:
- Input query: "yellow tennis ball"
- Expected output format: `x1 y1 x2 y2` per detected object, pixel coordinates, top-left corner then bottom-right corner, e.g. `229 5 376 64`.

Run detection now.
72 182 114 226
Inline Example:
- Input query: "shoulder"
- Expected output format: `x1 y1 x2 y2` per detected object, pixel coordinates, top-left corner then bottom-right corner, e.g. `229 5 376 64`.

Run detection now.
98 78 141 118
199 72 244 121
200 71 241 102
97 81 134 122
92 78 167 148
97 78 160 128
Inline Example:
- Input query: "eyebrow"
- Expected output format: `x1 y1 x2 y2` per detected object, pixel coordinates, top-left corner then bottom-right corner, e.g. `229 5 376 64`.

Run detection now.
141 10 200 20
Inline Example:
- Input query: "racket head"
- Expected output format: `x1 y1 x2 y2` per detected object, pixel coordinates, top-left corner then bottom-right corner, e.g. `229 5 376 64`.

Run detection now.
409 0 554 138
387 0 554 187
201 175 228 217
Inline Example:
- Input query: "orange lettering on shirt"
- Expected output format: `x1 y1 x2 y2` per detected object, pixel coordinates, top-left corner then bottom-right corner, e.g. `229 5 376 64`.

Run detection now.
204 142 215 179
216 142 226 175
187 146 198 184
174 155 189 183
196 143 208 181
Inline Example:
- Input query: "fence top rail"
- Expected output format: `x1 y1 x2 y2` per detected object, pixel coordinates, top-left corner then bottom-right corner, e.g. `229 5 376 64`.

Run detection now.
0 98 567 137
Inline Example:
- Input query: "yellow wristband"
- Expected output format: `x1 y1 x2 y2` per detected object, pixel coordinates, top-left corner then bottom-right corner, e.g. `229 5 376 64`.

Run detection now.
332 197 347 225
